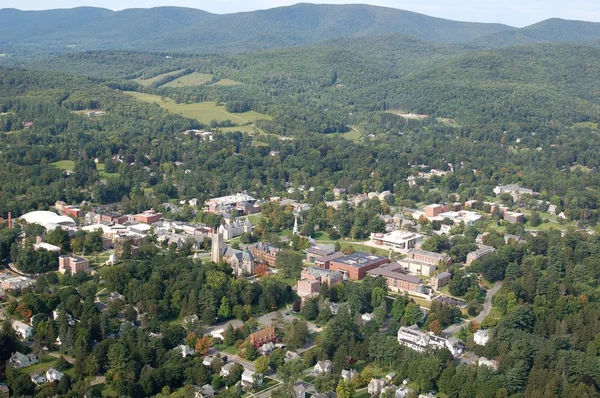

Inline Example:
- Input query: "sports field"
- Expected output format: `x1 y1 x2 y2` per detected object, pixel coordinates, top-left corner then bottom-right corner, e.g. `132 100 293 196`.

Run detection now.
125 92 271 125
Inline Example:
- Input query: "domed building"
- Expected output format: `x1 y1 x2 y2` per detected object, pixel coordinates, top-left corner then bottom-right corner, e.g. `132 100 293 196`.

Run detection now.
20 211 76 231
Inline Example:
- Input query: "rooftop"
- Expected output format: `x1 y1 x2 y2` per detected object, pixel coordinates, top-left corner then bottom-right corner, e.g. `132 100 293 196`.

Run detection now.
332 252 388 268
367 263 423 283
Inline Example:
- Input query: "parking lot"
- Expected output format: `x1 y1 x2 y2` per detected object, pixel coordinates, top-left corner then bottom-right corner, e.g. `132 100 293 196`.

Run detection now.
434 295 467 308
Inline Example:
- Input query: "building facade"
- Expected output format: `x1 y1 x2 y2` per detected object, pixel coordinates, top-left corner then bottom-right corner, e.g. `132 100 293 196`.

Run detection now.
58 255 90 276
330 252 390 280
366 264 425 294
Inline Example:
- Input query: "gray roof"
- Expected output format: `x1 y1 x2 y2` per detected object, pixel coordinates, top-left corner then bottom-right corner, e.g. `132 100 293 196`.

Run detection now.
367 263 423 284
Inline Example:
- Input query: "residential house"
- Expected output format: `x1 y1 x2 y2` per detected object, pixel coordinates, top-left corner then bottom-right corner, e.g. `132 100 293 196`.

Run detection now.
259 342 275 355
220 362 235 377
368 378 388 396
8 352 38 368
12 320 33 339
478 357 499 371
194 384 215 398
241 369 262 389
294 382 307 398
341 369 358 382
474 329 490 346
30 374 47 385
314 360 333 374
202 356 215 367
46 368 64 382
174 344 195 358
285 351 301 362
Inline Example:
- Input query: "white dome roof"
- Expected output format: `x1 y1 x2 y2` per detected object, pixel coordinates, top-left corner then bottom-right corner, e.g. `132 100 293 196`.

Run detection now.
20 211 76 231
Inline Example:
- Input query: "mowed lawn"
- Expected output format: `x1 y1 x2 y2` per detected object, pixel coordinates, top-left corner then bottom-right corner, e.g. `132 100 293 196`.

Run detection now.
133 69 185 86
51 160 75 171
125 92 271 125
161 72 214 87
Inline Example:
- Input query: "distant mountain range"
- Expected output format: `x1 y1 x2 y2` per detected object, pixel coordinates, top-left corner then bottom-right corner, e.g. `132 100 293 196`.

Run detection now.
1 3 599 55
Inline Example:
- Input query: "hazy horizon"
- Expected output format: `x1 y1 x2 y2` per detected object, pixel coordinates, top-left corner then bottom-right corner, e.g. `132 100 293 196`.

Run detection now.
2 0 600 28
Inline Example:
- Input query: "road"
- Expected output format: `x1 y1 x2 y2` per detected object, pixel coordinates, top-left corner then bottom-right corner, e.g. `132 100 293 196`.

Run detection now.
208 347 256 372
442 281 502 336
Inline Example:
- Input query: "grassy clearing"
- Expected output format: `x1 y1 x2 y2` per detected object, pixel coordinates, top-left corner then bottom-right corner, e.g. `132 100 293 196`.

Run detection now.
133 69 185 86
22 356 58 375
96 163 119 179
573 121 598 129
212 78 243 86
337 128 361 142
161 72 214 88
125 92 271 126
246 214 262 225
51 160 75 171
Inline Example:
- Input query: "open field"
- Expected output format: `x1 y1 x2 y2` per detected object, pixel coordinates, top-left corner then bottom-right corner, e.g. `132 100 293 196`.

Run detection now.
22 356 58 375
125 92 271 125
133 69 185 86
96 163 119 179
212 78 243 86
51 160 75 171
161 72 213 87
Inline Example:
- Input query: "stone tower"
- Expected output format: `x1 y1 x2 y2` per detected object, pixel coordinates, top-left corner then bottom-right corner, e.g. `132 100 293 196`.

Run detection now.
211 226 224 263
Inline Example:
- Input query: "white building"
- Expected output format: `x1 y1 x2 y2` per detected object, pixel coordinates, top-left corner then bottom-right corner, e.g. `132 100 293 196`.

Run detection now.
314 360 333 374
46 367 64 382
12 320 33 339
33 242 61 252
241 369 262 389
474 329 490 346
8 351 38 368
478 357 499 371
220 362 235 377
174 344 195 358
341 369 358 382
370 230 424 251
493 184 536 201
220 218 252 240
397 325 463 357
31 373 47 385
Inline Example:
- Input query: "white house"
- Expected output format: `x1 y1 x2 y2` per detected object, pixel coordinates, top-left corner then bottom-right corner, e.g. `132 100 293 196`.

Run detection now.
8 352 38 369
294 382 307 398
478 357 499 371
174 344 195 358
30 374 47 385
397 325 464 357
194 384 215 398
259 342 275 355
361 313 375 323
220 362 235 377
202 356 215 367
46 367 64 382
368 378 387 396
314 360 333 374
285 351 301 362
474 329 490 346
241 369 262 389
12 320 33 339
341 369 358 382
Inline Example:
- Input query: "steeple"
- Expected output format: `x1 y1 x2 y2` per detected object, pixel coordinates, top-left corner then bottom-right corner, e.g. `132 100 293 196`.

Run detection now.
211 226 224 263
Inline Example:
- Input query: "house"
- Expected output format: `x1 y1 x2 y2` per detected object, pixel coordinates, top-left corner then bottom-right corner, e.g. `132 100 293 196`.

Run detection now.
329 252 390 281
432 272 452 290
12 320 33 339
182 314 199 330
361 313 375 323
220 362 235 377
202 356 215 367
368 378 388 396
174 344 195 358
0 384 9 398
397 325 464 357
8 352 39 368
341 369 358 382
30 374 47 385
241 369 262 389
478 357 499 371
314 360 333 374
194 384 215 398
259 342 275 355
46 367 64 382
58 255 90 276
474 329 490 346
294 382 307 398
285 351 301 362
248 327 278 349
366 264 425 295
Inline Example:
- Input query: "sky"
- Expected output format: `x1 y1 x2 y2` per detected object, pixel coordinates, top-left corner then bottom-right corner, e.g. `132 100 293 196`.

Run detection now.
2 0 600 27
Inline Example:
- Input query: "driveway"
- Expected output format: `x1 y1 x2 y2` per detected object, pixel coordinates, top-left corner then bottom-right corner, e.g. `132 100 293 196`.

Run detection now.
442 281 502 336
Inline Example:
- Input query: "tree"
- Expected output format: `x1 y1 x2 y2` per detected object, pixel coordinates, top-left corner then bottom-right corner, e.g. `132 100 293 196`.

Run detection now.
12 374 36 396
284 319 309 350
301 297 319 321
275 250 304 278
255 355 269 374
429 319 441 335
336 379 355 398
254 264 269 276
195 336 211 356
45 227 71 251
404 302 423 325
224 323 237 346
218 297 232 320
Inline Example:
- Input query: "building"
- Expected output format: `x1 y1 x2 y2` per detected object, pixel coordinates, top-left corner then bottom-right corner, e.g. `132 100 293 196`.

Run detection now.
202 356 215 367
259 342 275 355
285 351 301 362
315 251 345 269
493 184 536 201
31 374 47 385
249 242 280 267
305 246 336 262
20 211 76 231
1 276 34 291
223 247 255 277
330 252 390 281
370 231 424 251
504 211 524 224
46 368 64 382
432 272 452 290
8 352 38 368
33 241 61 253
248 327 278 349
474 329 490 346
297 267 344 297
135 209 162 224
466 245 496 266
406 249 451 265
397 325 463 357
194 384 215 398
294 382 307 398
341 369 358 382
241 369 262 389
220 362 235 377
220 218 252 240
12 320 33 339
424 204 449 218
314 360 333 374
205 193 257 215
58 255 90 276
99 212 128 225
366 264 425 294
211 228 224 263
396 259 437 277
0 384 9 398
174 344 195 358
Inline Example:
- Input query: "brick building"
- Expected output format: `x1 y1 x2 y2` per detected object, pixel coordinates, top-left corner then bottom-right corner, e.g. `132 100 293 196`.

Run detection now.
314 251 345 269
58 255 90 276
432 272 452 290
248 327 279 349
329 252 390 280
135 209 162 224
249 242 280 266
366 263 425 294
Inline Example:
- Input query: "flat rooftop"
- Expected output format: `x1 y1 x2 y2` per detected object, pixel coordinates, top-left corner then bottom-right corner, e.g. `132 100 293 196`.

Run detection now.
367 263 423 283
332 252 388 268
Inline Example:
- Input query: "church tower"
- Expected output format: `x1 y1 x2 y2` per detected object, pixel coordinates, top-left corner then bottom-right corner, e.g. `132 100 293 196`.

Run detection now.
211 226 224 262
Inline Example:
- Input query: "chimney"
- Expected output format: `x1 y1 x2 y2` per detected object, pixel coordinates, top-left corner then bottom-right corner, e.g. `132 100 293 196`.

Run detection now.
7 212 12 229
